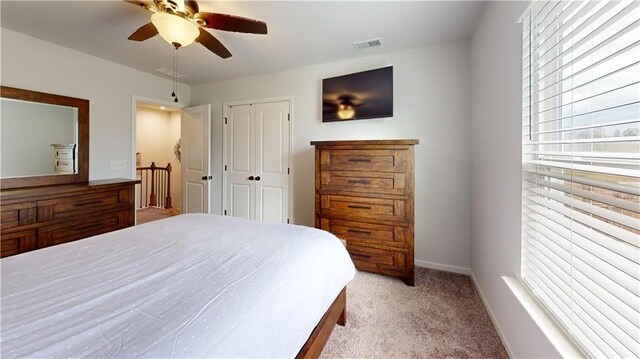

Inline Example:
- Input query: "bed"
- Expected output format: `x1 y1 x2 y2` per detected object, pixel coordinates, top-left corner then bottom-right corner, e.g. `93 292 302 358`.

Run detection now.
0 214 355 358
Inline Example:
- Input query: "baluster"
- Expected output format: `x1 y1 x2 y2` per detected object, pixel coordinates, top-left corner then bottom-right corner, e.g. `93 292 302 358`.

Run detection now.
166 163 172 209
149 162 157 207
136 169 141 209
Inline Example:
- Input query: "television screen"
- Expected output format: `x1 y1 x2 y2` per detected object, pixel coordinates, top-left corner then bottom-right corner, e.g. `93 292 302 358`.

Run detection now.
322 66 393 122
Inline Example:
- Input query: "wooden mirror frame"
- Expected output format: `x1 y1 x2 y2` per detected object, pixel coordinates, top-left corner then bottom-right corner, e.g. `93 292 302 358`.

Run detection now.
0 86 89 189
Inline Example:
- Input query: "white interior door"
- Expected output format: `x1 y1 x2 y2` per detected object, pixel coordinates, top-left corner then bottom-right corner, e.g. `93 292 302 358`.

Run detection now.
181 104 211 213
225 104 254 219
254 102 289 223
224 100 290 223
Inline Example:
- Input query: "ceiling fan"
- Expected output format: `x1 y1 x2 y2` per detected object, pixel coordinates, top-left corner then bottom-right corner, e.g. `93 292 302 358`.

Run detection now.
125 0 267 59
323 95 366 120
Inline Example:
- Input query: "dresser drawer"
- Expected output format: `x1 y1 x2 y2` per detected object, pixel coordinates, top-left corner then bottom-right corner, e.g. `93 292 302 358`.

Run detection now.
319 149 408 172
319 217 407 248
54 148 74 159
54 159 74 171
38 211 129 248
320 194 406 223
1 229 37 258
320 170 406 195
0 202 36 230
347 244 407 273
38 191 122 220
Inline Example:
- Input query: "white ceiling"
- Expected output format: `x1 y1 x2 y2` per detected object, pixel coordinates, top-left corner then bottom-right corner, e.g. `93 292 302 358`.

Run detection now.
0 1 486 85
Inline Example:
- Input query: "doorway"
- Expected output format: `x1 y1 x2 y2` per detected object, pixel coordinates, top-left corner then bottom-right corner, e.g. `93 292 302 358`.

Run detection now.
135 101 183 224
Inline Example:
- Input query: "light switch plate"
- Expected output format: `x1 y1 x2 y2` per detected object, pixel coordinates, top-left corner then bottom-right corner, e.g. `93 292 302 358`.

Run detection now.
110 160 126 170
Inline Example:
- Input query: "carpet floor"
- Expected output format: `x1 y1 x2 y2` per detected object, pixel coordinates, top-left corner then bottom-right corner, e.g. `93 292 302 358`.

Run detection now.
321 268 508 359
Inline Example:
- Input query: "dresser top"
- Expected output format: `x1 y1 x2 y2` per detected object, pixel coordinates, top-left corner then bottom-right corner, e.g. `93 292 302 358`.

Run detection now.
310 139 419 146
1 178 140 201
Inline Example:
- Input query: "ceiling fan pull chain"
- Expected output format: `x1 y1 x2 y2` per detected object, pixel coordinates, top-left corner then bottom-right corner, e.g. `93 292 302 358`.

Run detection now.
174 48 179 103
171 48 176 99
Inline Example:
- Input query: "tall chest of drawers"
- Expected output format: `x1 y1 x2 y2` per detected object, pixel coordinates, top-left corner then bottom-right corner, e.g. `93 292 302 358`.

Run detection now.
311 139 418 286
1 179 139 258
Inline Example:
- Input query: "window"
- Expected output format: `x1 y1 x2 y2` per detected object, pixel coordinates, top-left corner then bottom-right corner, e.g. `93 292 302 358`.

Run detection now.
521 1 639 357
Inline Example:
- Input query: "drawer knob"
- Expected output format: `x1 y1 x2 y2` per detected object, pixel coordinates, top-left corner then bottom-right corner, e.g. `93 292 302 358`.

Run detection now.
347 180 372 185
348 158 371 163
347 205 372 210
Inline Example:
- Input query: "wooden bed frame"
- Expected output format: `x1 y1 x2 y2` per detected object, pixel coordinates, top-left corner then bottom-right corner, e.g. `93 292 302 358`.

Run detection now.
296 288 347 359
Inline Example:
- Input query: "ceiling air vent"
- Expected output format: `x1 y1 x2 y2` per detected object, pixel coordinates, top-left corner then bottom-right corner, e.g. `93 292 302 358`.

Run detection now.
353 37 383 50
154 67 186 79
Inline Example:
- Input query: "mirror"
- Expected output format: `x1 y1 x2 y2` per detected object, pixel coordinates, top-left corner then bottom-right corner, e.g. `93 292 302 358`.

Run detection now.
0 86 89 189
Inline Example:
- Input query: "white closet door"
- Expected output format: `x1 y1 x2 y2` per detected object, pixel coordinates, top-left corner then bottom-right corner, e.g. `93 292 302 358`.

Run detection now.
224 100 290 223
181 105 211 213
254 101 289 223
225 104 255 219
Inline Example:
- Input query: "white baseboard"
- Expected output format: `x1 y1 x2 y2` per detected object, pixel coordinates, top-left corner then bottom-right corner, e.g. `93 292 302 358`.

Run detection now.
470 271 516 359
414 259 471 275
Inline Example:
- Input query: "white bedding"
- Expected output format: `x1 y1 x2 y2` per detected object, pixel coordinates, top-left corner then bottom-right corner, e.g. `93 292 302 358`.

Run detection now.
0 214 355 358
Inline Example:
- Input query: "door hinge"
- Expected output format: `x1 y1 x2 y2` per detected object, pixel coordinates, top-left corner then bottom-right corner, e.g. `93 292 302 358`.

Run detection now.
224 165 227 171
224 210 227 215
287 113 290 121
287 218 290 224
287 167 290 174
224 117 227 125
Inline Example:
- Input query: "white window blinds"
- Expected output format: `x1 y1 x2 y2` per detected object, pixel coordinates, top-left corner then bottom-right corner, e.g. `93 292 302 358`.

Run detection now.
521 1 640 358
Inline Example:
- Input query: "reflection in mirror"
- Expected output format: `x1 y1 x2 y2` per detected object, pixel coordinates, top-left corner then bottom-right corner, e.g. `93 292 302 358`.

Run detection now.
1 98 78 178
0 86 88 189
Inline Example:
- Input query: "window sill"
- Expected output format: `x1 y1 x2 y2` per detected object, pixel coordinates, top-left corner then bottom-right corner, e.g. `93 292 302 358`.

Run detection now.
502 276 585 359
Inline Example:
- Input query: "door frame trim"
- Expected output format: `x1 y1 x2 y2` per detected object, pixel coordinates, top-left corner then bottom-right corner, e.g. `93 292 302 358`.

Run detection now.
222 95 294 223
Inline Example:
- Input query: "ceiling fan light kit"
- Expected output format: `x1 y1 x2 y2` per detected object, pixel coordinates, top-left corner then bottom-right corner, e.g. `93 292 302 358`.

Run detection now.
337 102 356 120
151 12 199 48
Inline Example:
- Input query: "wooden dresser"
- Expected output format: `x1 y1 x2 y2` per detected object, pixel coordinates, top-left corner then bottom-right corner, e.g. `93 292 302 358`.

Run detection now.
1 179 138 258
311 139 418 286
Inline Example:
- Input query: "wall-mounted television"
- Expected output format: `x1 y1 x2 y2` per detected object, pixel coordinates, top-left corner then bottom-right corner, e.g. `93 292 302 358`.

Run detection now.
322 66 393 122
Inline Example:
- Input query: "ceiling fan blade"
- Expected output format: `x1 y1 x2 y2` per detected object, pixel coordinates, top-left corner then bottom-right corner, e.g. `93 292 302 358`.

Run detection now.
195 12 267 34
128 22 158 41
196 28 232 59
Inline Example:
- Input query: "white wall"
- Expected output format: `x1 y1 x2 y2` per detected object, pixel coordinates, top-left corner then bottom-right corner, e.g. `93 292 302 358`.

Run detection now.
191 41 472 272
136 107 182 209
470 2 560 357
0 28 190 180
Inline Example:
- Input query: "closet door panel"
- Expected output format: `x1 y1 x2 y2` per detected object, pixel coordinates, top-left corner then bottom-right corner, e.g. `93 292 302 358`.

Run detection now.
255 101 290 224
226 105 255 219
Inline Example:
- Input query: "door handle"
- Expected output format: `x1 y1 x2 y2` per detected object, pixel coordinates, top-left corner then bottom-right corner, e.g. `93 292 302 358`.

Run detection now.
248 176 255 180
201 176 213 181
255 176 261 181
202 176 207 180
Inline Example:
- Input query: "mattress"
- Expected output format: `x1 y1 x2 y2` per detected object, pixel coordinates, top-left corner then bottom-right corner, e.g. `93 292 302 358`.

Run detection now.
1 213 355 358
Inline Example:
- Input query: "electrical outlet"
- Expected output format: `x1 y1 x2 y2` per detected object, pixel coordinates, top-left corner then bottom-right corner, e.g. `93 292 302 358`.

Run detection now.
110 160 126 170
